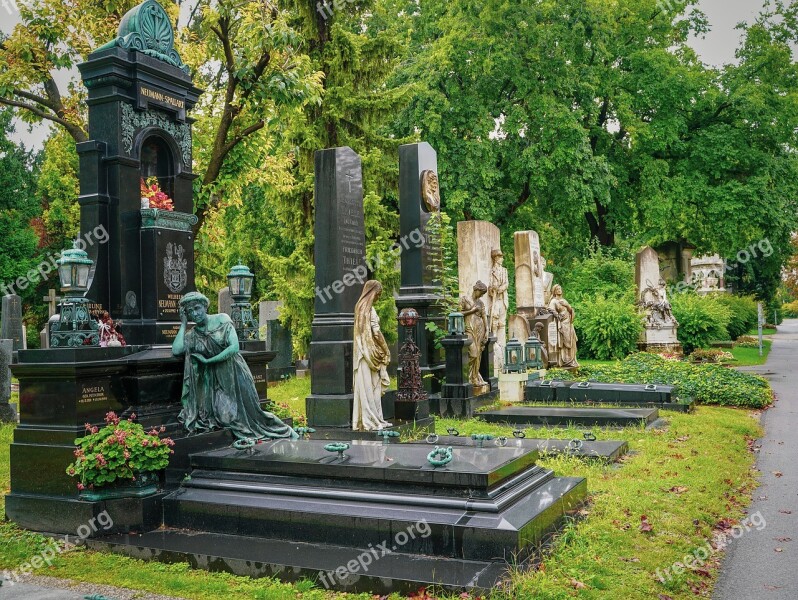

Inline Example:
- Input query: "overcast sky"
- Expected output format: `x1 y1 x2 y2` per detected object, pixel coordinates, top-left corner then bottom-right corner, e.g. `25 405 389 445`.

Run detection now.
0 0 782 150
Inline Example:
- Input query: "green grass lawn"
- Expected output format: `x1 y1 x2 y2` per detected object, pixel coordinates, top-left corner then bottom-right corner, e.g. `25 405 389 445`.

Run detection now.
0 382 764 600
746 328 776 336
730 340 772 367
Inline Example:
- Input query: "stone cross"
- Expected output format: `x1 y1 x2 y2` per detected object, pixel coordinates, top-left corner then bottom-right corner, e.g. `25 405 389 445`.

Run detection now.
42 289 61 318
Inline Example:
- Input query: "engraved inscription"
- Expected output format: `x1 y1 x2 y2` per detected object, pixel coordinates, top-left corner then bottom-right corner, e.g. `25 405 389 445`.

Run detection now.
79 382 110 405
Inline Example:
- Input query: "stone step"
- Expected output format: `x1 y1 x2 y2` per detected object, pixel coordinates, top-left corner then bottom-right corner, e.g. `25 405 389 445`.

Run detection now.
480 406 660 428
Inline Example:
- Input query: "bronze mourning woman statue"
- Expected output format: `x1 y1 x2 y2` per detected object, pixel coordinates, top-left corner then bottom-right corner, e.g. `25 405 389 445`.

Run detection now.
173 291 298 441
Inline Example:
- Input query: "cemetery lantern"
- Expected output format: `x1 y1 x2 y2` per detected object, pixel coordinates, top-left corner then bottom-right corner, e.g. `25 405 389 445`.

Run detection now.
227 263 258 342
448 312 465 336
50 244 99 347
525 336 544 371
504 338 524 373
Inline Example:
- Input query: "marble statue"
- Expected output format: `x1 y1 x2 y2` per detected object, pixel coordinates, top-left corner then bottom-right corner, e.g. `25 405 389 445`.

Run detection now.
640 278 679 328
547 284 579 368
352 280 392 431
488 248 509 372
460 281 489 390
173 291 298 440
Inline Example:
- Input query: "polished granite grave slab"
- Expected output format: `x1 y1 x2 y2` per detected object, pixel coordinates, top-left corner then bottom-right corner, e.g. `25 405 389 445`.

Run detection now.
525 380 694 413
408 435 629 462
480 406 659 428
130 438 588 591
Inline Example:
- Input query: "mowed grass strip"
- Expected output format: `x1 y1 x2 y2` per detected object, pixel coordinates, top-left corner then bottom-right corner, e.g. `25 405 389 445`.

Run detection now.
0 402 761 599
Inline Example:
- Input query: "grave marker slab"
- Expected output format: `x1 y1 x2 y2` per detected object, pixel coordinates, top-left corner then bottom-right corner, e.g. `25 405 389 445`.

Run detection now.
0 294 24 351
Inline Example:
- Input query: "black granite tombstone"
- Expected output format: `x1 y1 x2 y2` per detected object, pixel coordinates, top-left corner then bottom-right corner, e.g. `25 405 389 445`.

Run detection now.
1 294 24 351
306 147 367 428
76 0 202 346
395 143 445 398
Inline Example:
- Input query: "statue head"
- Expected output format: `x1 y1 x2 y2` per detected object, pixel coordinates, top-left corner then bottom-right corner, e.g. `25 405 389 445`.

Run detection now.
552 284 563 297
179 291 210 324
491 248 504 265
473 280 488 298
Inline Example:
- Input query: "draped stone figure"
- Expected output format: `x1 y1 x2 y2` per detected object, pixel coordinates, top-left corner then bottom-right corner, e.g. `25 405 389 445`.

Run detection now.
488 249 509 372
460 281 489 390
547 285 579 368
173 292 298 440
352 280 392 431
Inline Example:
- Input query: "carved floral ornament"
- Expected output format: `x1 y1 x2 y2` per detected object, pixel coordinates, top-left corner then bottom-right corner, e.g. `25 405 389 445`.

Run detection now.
121 103 191 166
420 170 441 212
97 0 189 73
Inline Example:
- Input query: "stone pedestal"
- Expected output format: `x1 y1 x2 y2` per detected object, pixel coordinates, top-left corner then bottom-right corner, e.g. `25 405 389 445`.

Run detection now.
306 147 367 428
1 294 24 351
259 300 295 382
499 372 529 403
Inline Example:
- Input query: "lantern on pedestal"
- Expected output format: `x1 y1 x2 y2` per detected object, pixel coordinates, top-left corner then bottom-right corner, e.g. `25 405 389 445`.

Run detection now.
49 243 99 347
503 338 524 373
227 263 258 341
447 312 465 336
525 336 544 370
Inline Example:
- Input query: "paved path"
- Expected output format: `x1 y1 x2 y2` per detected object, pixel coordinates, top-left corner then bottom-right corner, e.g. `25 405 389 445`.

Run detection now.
714 320 798 599
0 574 184 599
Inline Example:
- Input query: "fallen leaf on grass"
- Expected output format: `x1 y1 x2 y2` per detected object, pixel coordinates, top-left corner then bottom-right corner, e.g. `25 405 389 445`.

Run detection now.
619 557 640 562
640 515 654 533
570 578 587 589
658 595 674 600
675 435 690 442
667 486 689 494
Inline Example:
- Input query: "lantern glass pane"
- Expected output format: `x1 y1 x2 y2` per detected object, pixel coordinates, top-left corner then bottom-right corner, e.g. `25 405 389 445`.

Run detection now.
76 265 89 288
229 278 241 295
59 264 72 288
242 277 253 296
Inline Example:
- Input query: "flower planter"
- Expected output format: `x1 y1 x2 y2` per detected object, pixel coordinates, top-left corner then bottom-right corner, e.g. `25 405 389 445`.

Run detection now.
79 471 160 502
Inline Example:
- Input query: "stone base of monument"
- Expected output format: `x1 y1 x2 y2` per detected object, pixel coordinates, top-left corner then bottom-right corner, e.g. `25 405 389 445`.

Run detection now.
638 326 683 356
83 438 585 593
5 346 278 534
480 406 660 428
411 435 628 462
498 372 529 403
431 385 499 419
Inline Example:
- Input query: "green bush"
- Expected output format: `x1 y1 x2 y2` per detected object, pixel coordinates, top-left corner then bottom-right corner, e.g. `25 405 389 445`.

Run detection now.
715 295 758 340
549 352 772 408
574 295 642 360
671 293 731 353
560 246 635 302
781 300 798 318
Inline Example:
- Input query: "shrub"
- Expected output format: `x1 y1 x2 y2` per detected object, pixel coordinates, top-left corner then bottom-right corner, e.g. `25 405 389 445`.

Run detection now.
715 295 758 340
560 246 635 302
574 295 642 360
735 335 759 348
781 301 798 318
670 293 731 353
688 348 734 363
549 352 772 408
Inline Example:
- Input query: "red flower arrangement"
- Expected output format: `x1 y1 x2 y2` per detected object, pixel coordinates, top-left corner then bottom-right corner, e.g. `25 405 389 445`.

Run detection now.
140 177 175 211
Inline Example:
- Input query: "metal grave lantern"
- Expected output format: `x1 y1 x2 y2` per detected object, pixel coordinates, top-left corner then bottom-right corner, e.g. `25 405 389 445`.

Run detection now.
50 243 100 347
504 338 525 373
525 335 544 370
227 263 258 341
448 312 465 336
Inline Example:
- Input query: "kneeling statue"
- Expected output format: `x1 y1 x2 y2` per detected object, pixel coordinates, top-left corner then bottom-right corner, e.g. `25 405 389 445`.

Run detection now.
173 291 298 441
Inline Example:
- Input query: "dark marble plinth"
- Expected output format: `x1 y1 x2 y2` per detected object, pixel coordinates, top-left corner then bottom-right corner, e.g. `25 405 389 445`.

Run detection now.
480 406 659 428
412 435 628 462
525 381 694 413
432 389 498 419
